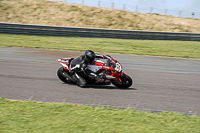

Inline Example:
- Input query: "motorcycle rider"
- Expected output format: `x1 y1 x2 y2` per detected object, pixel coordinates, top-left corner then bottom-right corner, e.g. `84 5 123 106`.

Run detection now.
69 50 105 87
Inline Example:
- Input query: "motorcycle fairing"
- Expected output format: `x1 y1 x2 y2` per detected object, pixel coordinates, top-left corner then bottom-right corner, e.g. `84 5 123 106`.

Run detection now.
57 58 74 70
87 65 102 73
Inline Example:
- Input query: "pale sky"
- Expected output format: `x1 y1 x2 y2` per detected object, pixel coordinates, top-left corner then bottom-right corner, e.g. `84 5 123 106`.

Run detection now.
52 0 200 18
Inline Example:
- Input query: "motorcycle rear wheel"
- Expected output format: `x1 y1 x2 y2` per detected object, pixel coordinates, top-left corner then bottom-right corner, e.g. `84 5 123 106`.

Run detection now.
57 67 72 83
111 74 133 88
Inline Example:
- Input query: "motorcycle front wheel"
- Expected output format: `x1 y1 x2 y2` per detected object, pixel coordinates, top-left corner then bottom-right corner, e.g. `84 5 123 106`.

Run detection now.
111 74 133 88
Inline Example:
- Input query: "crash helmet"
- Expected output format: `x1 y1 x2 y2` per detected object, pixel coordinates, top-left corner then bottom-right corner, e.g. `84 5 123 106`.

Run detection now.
84 50 95 64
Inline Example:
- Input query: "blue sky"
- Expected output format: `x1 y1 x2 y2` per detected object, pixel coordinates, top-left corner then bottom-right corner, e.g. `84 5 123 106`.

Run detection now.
52 0 200 18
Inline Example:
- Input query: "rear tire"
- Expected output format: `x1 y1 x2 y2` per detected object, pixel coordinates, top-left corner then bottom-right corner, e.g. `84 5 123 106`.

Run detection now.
57 67 71 83
111 74 133 88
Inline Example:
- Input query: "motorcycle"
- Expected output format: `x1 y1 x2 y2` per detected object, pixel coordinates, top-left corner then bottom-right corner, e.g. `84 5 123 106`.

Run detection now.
56 55 132 88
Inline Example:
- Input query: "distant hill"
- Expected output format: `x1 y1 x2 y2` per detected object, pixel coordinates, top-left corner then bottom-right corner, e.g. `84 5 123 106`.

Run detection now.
1 0 200 33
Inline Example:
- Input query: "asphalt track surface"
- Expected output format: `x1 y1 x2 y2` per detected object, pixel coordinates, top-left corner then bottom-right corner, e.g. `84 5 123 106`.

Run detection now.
0 46 200 115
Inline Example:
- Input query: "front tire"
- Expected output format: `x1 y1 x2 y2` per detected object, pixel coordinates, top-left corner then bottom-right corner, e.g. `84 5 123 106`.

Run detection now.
111 74 133 88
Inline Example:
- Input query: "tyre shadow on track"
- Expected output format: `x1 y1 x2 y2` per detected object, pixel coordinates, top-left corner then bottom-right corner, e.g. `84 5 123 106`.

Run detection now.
86 85 137 90
62 83 137 90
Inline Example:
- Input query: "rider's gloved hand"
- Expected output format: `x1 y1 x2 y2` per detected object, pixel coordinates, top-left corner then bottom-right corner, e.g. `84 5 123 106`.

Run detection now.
80 63 87 72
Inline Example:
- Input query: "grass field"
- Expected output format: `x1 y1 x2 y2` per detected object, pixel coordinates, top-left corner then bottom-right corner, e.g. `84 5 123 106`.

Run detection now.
1 33 200 59
0 98 200 133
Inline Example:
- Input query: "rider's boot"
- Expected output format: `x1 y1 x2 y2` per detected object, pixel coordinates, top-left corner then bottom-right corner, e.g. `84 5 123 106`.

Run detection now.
73 73 87 88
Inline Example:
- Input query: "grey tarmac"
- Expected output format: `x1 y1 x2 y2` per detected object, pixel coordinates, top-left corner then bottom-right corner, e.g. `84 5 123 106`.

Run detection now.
0 46 200 115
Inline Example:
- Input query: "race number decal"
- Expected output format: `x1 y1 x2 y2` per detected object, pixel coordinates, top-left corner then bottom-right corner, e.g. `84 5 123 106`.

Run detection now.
115 62 122 72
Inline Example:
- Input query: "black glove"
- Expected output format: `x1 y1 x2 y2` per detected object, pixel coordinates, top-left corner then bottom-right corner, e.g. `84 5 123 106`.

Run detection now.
80 63 87 72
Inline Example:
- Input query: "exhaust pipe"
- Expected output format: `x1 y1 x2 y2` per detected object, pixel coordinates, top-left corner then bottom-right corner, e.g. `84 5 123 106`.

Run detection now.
62 72 76 82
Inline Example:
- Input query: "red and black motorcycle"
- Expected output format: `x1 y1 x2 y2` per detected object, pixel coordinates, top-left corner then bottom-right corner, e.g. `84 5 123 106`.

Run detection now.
57 55 132 88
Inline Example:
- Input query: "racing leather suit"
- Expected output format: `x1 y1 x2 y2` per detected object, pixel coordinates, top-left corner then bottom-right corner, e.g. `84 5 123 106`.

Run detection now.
69 53 105 87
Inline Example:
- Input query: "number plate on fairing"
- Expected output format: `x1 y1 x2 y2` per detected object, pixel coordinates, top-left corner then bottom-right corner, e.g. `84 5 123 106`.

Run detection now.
115 62 122 72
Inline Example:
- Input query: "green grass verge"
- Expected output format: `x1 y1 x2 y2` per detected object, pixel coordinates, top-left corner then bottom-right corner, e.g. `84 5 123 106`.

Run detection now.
1 34 200 59
0 98 200 133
